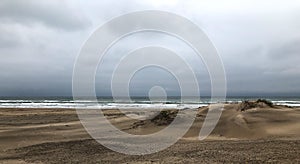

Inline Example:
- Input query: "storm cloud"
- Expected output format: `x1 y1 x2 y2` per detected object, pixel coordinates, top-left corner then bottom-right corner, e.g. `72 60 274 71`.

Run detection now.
0 0 300 97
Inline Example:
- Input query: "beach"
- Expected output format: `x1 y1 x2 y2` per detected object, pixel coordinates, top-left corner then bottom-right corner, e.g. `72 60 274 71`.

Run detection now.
1 102 300 163
2 1 300 163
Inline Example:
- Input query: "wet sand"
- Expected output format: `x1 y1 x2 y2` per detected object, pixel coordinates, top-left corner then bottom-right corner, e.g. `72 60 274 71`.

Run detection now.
1 103 300 163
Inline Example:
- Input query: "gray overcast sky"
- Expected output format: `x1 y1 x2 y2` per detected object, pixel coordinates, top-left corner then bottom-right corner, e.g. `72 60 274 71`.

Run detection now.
1 0 300 97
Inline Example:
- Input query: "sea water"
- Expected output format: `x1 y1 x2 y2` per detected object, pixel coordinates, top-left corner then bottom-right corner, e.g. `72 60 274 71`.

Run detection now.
0 96 300 109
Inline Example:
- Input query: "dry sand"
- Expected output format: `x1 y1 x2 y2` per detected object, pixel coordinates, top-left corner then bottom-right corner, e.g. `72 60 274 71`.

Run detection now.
1 102 300 163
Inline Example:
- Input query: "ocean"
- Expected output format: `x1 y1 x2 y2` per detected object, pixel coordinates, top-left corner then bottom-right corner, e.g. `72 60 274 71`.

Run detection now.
0 96 300 109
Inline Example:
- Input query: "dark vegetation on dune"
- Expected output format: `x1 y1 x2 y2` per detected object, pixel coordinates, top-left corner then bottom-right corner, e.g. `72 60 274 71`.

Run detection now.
256 99 274 107
238 99 273 111
150 110 178 126
130 110 178 129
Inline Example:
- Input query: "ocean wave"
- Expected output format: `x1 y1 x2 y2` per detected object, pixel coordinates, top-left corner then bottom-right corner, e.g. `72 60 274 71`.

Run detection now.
0 98 299 109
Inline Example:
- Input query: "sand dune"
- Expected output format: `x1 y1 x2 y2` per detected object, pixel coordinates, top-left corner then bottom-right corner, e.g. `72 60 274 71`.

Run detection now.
1 101 300 163
124 102 300 140
200 104 300 139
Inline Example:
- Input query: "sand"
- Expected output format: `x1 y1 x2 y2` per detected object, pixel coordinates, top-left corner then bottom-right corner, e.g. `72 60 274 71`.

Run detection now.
1 102 300 163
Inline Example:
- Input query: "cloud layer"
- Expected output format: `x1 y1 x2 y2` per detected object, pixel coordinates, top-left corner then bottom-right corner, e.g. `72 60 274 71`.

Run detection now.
0 0 300 97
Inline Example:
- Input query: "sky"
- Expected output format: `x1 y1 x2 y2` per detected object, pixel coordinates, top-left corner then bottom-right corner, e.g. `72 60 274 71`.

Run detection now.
1 0 300 97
